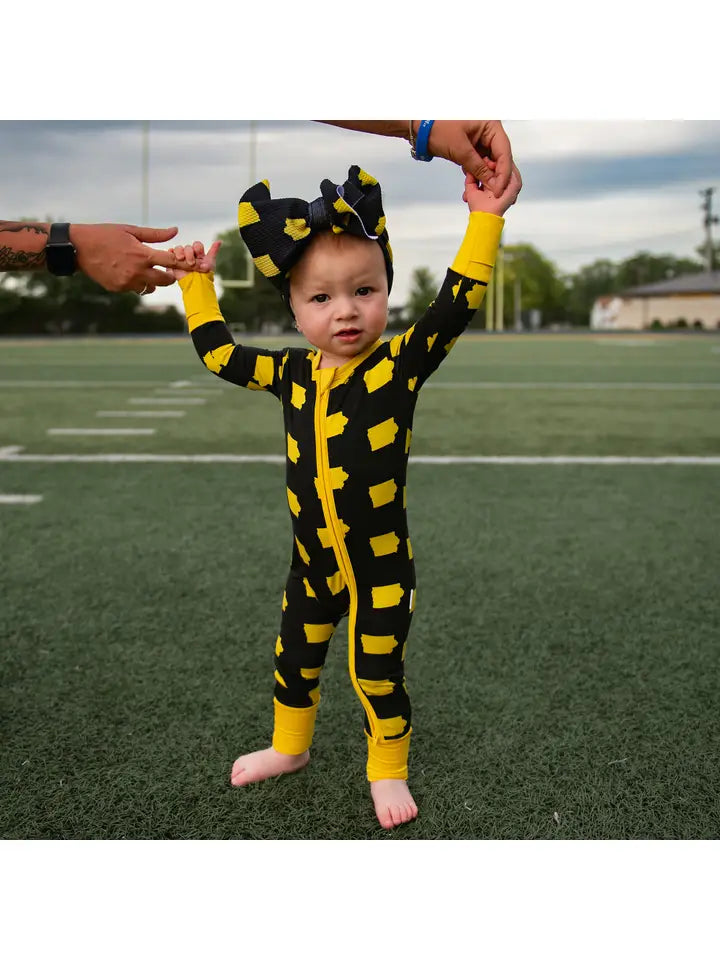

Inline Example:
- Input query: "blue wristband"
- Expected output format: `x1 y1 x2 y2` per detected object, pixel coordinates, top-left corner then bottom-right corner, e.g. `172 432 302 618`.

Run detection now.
411 120 434 162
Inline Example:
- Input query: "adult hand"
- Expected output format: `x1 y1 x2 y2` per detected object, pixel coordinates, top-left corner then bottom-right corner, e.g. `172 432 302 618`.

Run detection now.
69 223 190 295
425 121 516 196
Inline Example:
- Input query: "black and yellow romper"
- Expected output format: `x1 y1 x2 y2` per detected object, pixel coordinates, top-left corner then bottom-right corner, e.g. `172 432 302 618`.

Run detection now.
180 211 503 781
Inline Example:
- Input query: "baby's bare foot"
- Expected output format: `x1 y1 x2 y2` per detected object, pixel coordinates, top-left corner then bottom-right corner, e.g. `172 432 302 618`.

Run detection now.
230 746 309 787
370 779 418 829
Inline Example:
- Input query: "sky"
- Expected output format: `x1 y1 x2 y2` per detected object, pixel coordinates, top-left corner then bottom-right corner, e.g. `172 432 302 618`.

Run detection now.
2 119 718 310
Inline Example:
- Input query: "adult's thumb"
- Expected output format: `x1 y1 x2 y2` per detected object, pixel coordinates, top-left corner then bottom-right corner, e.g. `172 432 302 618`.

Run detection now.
128 225 179 243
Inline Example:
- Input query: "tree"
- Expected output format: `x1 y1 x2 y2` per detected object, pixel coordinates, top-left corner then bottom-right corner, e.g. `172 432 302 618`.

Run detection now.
501 244 566 327
214 226 291 332
405 267 438 324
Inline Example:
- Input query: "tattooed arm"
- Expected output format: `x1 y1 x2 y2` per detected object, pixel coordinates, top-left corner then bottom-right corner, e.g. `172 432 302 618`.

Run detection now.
0 220 200 294
0 221 48 271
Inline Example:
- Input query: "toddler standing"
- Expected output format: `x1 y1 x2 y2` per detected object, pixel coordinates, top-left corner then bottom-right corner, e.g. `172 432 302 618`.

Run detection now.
172 163 520 829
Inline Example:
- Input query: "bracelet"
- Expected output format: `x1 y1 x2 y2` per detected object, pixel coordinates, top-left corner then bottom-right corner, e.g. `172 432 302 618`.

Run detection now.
410 120 434 162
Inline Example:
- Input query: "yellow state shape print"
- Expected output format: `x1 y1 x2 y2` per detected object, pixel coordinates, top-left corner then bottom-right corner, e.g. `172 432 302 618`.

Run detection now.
274 669 287 688
465 282 486 310
407 538 413 560
358 678 395 697
309 686 320 704
284 217 310 241
238 201 260 228
301 666 322 680
275 635 283 656
407 377 417 392
326 570 345 595
378 715 407 738
451 280 461 301
303 577 316 598
372 583 405 608
287 488 301 517
329 466 349 490
367 417 398 452
363 356 395 394
246 381 264 391
368 479 397 508
281 591 287 611
426 332 438 351
388 333 403 357
291 382 306 410
252 254 280 277
325 411 348 438
294 536 310 564
316 526 333 549
444 336 459 354
304 623 335 644
404 326 415 345
360 634 398 655
369 532 400 557
202 343 234 374
357 169 378 186
405 429 412 453
253 354 274 387
287 433 300 464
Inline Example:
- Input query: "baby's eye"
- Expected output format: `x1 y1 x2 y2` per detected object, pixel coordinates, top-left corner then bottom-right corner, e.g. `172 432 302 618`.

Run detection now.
312 294 329 303
356 286 372 296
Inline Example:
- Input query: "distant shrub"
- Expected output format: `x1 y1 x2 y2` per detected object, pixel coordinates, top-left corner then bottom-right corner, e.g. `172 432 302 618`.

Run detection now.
650 318 663 330
675 318 688 328
693 320 704 330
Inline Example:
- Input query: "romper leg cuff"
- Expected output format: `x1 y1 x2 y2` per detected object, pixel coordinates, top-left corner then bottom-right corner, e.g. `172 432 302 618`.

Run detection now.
365 729 412 781
272 698 318 755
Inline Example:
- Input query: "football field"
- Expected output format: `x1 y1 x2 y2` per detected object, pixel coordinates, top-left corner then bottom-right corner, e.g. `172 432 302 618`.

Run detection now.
1 332 719 839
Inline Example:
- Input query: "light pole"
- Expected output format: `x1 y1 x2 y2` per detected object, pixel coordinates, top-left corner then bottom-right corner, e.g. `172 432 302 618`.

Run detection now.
141 120 150 224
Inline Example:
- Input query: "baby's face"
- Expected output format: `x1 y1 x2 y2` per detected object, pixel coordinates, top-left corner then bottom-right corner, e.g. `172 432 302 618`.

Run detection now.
289 232 388 367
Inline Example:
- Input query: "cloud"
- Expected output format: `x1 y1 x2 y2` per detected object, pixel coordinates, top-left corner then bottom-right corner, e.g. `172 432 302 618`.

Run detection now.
1 120 718 309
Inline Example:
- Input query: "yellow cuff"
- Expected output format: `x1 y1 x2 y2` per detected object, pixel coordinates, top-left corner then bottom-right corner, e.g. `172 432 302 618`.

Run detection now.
272 698 318 755
366 729 411 781
451 211 504 283
179 271 223 333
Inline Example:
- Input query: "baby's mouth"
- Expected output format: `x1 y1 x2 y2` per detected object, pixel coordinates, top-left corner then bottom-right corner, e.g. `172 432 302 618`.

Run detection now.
335 328 361 340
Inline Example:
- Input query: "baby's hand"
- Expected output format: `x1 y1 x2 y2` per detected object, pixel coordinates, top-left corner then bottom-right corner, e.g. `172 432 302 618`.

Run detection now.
463 164 522 216
166 240 222 281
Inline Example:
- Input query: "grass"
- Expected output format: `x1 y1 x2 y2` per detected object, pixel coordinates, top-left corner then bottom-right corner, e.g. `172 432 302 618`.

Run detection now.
1 331 719 838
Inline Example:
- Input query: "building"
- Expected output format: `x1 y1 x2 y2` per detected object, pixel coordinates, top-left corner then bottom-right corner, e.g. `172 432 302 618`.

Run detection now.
590 272 720 330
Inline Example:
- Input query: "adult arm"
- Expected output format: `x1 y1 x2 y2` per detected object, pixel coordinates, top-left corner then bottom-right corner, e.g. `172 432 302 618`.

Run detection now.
0 220 183 293
318 120 514 195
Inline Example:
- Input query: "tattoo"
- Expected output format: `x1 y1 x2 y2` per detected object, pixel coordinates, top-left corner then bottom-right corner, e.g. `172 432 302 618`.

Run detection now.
0 222 48 270
0 221 48 237
0 246 46 270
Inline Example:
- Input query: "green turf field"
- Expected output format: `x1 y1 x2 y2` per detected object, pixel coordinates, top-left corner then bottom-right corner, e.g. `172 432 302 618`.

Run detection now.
1 332 719 839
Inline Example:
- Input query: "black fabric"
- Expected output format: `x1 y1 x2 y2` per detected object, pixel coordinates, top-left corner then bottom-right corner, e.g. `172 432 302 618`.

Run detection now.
238 165 394 296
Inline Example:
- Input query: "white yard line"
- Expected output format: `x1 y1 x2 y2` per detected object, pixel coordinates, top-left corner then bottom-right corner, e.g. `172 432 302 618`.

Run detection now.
153 388 222 396
0 494 43 504
1 451 719 465
128 397 207 405
46 428 156 436
0 381 168 388
96 411 186 418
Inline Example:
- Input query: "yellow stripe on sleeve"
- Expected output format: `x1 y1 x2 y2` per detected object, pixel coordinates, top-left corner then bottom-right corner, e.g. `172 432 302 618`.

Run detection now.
178 271 223 333
451 212 504 283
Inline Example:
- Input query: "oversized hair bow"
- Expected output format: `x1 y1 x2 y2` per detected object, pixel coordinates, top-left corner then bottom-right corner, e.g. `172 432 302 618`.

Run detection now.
237 165 393 295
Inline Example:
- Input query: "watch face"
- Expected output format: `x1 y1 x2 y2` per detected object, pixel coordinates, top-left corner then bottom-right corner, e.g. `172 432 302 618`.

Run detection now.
47 243 77 276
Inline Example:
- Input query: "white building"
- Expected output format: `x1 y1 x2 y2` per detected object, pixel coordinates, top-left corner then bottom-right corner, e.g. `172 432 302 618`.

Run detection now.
590 272 720 330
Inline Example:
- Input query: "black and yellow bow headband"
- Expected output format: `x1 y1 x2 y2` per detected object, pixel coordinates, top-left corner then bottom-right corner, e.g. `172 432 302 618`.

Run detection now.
237 165 393 296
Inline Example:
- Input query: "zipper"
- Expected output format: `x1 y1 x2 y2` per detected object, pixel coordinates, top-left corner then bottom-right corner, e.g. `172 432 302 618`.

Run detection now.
313 372 379 742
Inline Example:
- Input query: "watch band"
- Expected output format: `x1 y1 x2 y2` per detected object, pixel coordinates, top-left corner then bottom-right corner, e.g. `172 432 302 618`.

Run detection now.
411 120 434 162
46 222 78 276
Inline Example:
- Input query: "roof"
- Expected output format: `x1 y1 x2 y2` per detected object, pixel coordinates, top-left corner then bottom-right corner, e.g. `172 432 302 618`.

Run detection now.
622 271 720 297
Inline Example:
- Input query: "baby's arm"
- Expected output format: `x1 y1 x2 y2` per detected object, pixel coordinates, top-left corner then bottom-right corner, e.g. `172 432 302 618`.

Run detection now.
174 241 285 397
392 167 521 388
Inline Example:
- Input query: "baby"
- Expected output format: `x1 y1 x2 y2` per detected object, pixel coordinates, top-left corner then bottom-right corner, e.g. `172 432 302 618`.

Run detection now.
172 163 520 829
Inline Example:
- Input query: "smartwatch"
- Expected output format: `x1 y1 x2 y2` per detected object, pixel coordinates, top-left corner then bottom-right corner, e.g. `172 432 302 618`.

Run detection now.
45 222 78 276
